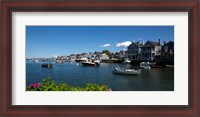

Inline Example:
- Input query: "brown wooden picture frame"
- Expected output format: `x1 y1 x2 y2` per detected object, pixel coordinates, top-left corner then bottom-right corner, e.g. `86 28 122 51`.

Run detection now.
0 0 199 116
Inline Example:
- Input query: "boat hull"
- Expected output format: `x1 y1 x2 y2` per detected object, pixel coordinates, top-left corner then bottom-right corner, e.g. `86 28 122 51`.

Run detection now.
82 62 100 67
140 62 156 67
113 68 141 75
42 63 53 68
82 63 96 67
140 65 151 69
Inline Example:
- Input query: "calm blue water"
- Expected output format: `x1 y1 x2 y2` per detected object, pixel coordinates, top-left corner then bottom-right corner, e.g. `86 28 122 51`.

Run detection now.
26 61 174 91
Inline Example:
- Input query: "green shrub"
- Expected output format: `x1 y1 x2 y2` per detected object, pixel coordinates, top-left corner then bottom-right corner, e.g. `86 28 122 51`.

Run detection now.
26 77 112 91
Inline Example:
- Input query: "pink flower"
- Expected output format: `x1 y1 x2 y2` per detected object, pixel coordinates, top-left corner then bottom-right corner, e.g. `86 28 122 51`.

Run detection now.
30 83 41 89
35 83 41 88
109 88 112 91
30 84 34 88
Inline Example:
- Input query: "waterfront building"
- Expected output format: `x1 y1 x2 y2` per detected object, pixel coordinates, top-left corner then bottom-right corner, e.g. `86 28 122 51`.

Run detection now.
82 53 88 58
127 41 143 60
119 50 127 59
94 51 102 60
161 41 174 61
87 52 94 60
110 52 115 59
57 55 65 60
127 39 162 61
140 39 161 61
113 52 122 59
76 54 83 59
100 53 109 60
52 39 173 63
69 54 77 60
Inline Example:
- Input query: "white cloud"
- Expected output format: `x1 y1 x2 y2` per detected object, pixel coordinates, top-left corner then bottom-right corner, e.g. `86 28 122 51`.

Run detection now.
116 41 132 47
100 43 111 47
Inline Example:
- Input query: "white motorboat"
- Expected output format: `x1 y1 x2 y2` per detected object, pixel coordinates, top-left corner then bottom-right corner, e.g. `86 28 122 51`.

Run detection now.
56 60 64 63
140 65 151 70
32 59 38 63
123 58 131 63
113 67 141 75
140 62 156 67
82 61 100 67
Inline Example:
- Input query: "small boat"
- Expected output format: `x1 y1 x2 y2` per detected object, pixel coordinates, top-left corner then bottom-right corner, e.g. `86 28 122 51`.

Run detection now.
56 60 64 63
139 62 151 70
75 59 82 62
82 61 100 67
113 67 141 75
69 59 75 62
123 58 131 64
32 59 38 63
140 62 156 67
94 60 101 65
76 58 88 62
42 63 53 68
166 64 174 67
42 58 47 61
140 65 151 70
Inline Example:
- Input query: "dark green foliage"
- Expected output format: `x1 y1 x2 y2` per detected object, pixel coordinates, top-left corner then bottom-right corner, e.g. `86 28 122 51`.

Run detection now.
26 77 111 91
102 50 111 58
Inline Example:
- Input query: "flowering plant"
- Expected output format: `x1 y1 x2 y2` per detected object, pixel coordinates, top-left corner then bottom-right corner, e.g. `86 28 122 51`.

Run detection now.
30 83 41 89
27 77 112 91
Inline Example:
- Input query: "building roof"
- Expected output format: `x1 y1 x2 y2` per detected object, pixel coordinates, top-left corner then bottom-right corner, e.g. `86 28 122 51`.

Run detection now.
143 40 160 47
147 41 158 45
128 42 143 48
164 41 174 46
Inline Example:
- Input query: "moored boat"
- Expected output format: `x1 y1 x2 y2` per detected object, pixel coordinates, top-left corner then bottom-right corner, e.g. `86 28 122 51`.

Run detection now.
55 60 64 63
32 59 38 63
75 59 82 62
140 65 151 70
76 58 88 62
113 67 141 75
82 61 100 67
140 62 156 67
123 58 131 64
42 63 53 68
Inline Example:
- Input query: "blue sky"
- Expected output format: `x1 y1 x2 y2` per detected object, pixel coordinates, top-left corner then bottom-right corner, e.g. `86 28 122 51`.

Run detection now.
26 26 174 58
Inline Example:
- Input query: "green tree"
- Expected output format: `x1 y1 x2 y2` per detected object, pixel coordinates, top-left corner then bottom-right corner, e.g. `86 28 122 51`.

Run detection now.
102 50 111 58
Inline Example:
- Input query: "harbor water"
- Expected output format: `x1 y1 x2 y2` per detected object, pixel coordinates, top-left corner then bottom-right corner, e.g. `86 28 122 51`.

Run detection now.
26 61 174 91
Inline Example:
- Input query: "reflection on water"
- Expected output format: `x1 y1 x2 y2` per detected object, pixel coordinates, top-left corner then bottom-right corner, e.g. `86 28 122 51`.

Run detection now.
26 61 174 91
